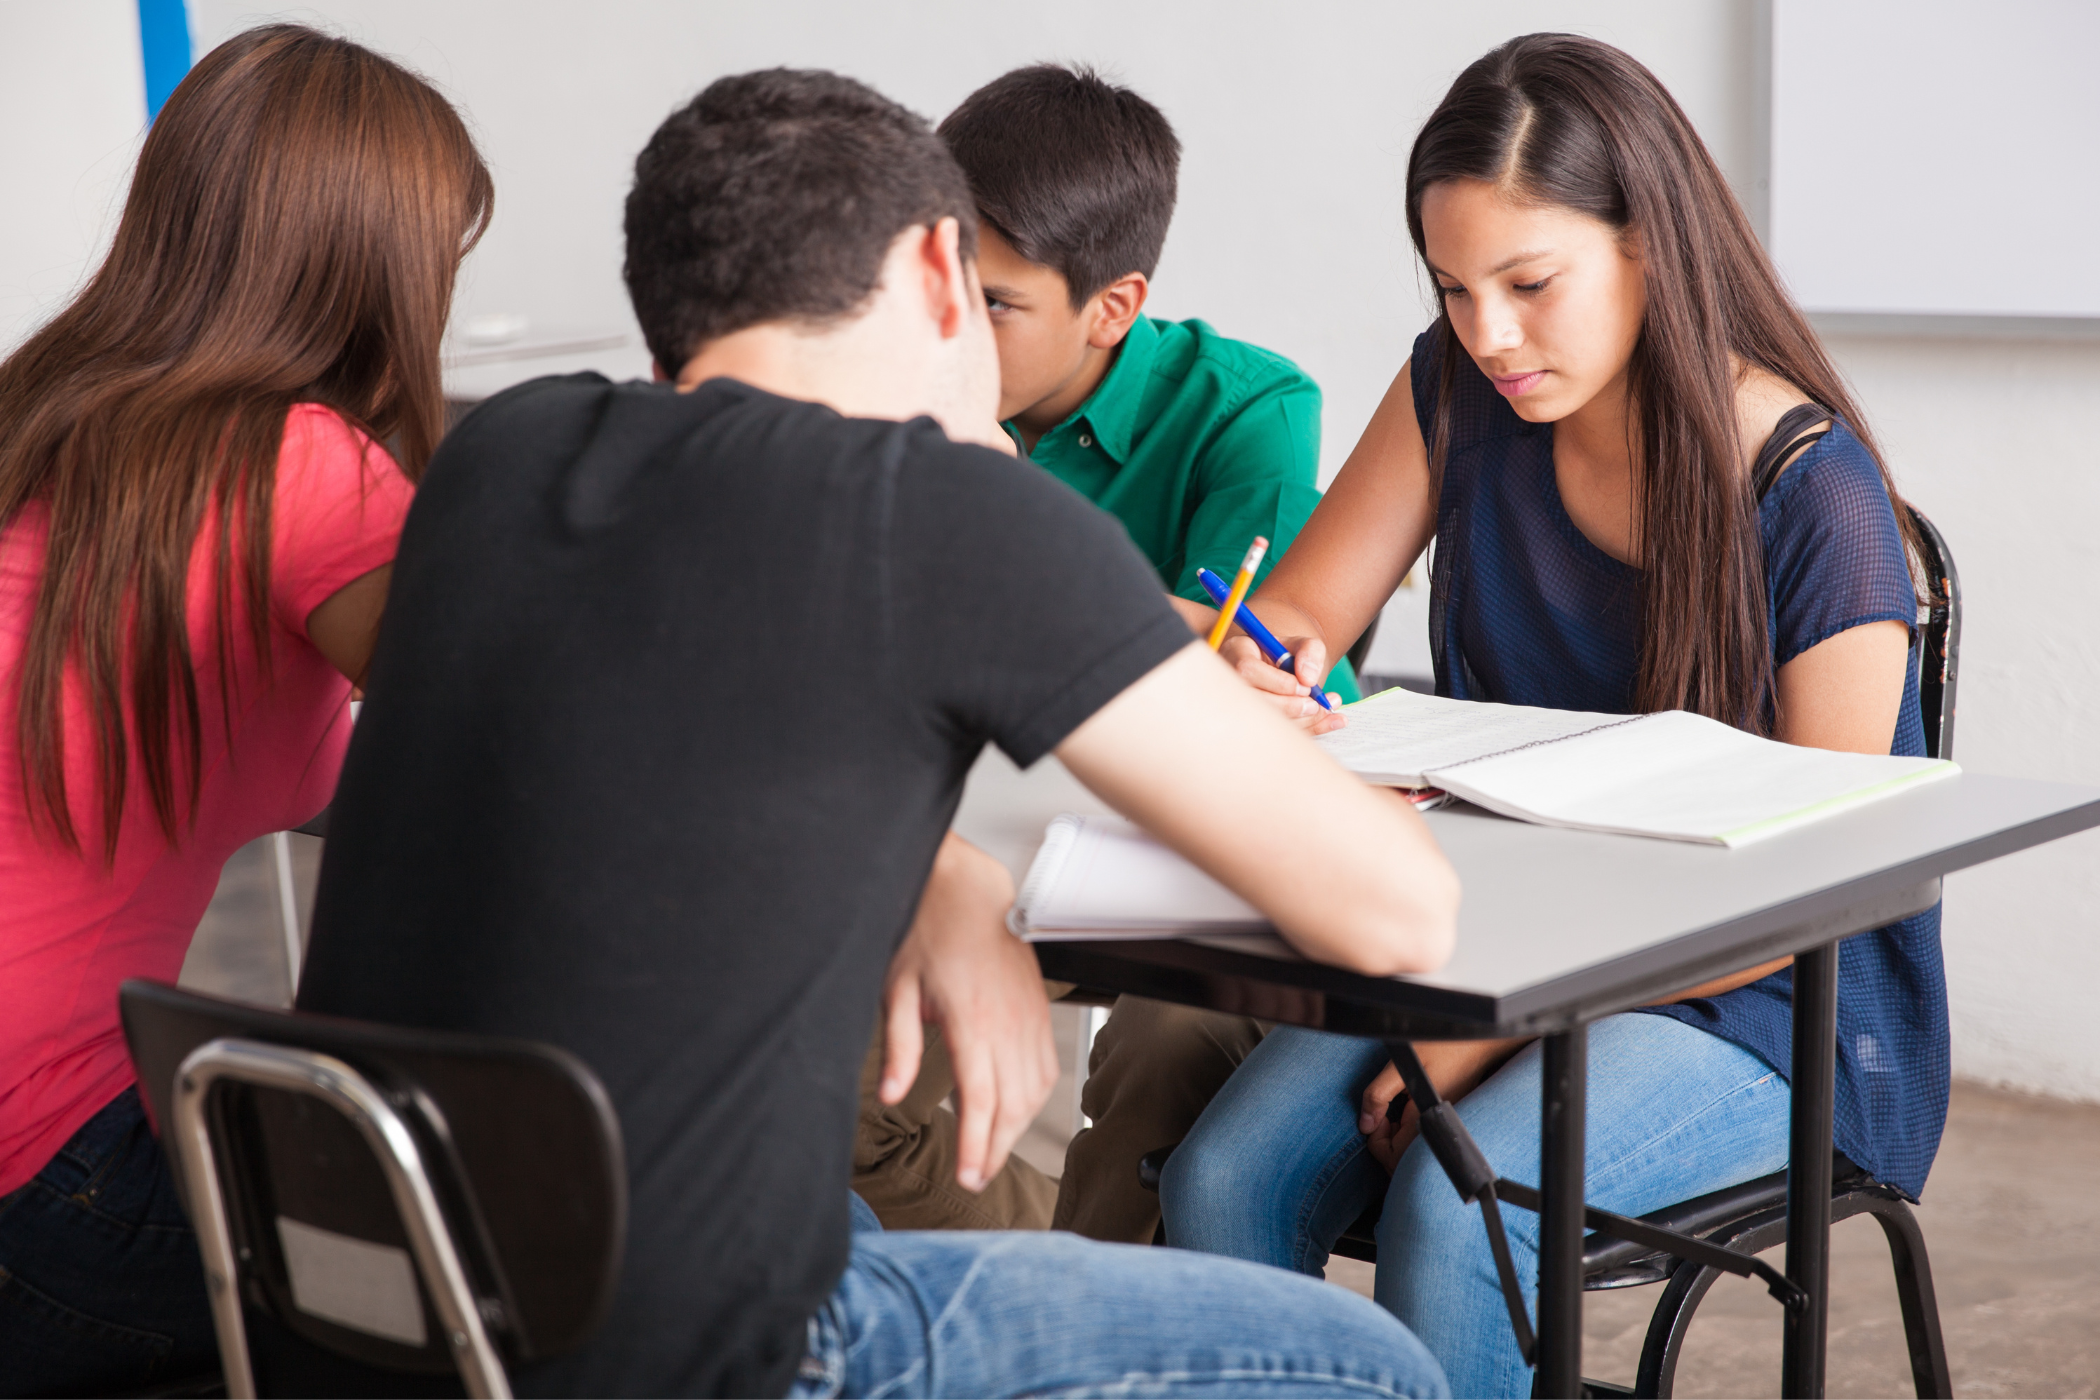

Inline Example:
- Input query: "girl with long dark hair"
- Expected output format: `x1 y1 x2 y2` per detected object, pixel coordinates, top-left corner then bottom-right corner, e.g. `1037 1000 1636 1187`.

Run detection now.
0 28 488 1391
1158 35 1943 1396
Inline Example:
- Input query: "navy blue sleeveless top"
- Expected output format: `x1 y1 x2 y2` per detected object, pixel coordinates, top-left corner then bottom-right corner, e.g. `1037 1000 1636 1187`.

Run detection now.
1411 328 1948 1199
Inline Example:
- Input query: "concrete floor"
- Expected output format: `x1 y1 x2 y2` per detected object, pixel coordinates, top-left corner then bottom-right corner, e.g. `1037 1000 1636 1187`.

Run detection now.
189 840 2099 1398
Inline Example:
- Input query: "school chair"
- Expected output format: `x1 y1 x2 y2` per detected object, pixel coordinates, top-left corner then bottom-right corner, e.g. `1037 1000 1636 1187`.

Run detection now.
119 979 625 1399
1346 614 1380 680
1141 503 1960 1398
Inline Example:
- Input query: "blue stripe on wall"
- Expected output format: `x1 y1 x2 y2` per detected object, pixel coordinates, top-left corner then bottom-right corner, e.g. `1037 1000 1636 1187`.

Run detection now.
137 0 192 120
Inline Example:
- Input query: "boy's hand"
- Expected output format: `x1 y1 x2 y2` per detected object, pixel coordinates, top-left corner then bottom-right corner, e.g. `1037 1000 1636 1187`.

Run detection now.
1219 634 1346 734
880 832 1058 1192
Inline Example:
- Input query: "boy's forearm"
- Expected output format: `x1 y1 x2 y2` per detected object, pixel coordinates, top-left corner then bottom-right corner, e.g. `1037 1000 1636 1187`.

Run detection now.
1166 594 1217 635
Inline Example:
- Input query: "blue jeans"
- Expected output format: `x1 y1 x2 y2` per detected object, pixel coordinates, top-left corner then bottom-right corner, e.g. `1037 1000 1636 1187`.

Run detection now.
0 1087 218 1397
1160 1014 1790 1399
789 1193 1448 1398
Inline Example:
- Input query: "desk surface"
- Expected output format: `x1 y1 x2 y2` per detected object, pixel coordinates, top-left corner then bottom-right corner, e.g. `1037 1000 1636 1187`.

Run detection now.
952 748 2100 1037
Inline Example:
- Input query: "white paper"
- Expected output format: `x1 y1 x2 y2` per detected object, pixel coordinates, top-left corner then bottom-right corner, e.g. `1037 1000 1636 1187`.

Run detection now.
1314 686 1635 785
1009 814 1269 939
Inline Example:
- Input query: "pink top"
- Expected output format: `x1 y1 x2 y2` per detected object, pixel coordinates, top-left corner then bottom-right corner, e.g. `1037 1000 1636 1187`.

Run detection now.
0 404 414 1196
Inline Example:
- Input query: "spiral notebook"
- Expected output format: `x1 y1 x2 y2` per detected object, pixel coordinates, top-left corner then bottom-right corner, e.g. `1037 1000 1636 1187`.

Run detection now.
1007 814 1266 941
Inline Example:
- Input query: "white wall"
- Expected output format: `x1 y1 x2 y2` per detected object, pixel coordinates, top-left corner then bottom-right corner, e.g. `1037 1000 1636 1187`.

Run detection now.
1769 0 2100 319
8 1 2098 1102
1825 332 2100 1101
0 1 147 353
181 0 1764 484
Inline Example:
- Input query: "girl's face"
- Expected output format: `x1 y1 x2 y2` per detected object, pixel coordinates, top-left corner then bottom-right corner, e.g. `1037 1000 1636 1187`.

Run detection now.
1419 179 1647 424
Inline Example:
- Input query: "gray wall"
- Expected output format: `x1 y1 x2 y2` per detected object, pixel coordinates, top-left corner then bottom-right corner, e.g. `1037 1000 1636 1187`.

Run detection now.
7 1 2097 1100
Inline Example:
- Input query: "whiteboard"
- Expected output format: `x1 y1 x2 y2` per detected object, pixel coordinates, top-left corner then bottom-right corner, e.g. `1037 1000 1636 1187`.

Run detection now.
1769 0 2100 319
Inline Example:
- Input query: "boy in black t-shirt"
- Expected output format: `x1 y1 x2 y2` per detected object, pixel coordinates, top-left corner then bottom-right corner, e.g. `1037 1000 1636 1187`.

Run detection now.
302 70 1457 1399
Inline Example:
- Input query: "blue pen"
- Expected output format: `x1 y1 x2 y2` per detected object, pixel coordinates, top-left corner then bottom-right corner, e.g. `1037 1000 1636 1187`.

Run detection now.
1196 566 1335 711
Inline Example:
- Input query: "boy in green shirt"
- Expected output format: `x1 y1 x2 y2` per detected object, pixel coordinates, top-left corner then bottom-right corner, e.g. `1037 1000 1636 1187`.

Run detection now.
851 64 1350 1243
945 66 1358 704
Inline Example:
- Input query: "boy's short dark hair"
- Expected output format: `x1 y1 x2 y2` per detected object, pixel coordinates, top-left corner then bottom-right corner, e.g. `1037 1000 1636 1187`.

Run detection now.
624 69 977 373
938 64 1180 308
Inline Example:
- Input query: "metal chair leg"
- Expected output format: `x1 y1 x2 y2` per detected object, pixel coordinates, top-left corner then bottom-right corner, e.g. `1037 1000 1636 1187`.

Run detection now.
272 831 303 999
1858 1197 1952 1398
1634 1258 1729 1398
1625 1193 1949 1400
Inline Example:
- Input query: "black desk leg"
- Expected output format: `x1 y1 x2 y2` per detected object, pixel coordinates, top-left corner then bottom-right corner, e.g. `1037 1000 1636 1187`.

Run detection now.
1535 1025 1586 1398
1784 941 1840 1398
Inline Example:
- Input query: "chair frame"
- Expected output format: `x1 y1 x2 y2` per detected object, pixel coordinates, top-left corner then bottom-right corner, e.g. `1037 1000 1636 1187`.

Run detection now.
171 1036 511 1400
1908 506 1961 764
1597 1174 1951 1399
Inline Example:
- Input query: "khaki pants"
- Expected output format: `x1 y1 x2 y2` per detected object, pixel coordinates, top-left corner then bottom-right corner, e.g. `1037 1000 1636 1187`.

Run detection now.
1052 996 1267 1244
852 1020 1059 1231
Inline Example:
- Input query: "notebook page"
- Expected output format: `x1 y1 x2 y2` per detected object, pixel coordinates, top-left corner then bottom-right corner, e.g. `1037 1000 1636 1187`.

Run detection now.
1426 708 1957 846
1007 814 1271 939
1315 685 1634 785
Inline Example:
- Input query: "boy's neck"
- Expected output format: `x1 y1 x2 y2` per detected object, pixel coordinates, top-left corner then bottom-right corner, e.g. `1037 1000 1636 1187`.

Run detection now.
1011 340 1121 454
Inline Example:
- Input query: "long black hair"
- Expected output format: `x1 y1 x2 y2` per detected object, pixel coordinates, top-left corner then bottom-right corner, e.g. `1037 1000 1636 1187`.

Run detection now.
1407 33 1920 731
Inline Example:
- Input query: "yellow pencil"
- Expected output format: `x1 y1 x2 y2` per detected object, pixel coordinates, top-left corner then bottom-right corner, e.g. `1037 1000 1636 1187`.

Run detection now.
1206 536 1269 651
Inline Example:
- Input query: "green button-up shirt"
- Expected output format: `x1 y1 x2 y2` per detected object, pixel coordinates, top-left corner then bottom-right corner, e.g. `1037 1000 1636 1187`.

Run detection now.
1010 314 1358 700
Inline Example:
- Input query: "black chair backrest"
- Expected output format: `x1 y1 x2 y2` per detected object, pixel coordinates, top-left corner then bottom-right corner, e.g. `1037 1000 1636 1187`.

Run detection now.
1345 613 1380 680
1751 410 1960 763
1906 504 1961 763
121 980 625 1380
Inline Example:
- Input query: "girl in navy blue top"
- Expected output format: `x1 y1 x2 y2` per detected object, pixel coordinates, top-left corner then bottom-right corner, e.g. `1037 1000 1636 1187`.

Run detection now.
1159 34 1946 1397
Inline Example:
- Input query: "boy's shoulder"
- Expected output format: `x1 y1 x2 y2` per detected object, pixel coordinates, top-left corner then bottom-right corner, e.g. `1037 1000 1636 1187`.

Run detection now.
1144 317 1318 408
420 371 1016 547
439 371 974 480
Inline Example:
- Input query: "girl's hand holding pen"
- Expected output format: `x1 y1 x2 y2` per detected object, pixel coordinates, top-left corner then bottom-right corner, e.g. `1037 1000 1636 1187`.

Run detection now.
1219 632 1347 734
1195 562 1347 733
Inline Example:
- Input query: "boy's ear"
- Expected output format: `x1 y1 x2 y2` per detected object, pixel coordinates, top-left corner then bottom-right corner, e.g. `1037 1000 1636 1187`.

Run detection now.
922 217 977 341
1085 271 1150 350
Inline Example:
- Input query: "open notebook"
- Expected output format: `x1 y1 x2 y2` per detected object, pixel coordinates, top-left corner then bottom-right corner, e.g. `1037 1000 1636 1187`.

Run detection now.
1314 686 1956 847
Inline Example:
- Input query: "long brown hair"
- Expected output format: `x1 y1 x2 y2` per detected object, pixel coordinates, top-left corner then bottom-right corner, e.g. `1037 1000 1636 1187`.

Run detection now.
1407 33 1920 731
0 25 491 859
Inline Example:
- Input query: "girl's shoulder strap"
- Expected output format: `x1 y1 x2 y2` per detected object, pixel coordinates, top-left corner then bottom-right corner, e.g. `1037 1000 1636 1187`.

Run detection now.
1752 402 1835 504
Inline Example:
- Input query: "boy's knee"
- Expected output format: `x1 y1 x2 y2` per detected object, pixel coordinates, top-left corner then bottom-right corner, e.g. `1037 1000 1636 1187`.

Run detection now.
1093 998 1261 1080
1083 999 1262 1127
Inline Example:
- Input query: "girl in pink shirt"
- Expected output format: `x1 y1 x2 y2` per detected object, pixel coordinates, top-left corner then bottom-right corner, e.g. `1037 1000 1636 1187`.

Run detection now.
0 27 489 1393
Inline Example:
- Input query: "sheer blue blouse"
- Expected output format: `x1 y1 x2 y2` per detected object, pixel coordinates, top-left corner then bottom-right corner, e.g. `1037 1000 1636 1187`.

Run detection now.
1410 329 1948 1199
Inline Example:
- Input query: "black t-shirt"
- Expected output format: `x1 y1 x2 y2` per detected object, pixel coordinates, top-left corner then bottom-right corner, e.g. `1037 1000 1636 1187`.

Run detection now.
298 376 1189 1397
